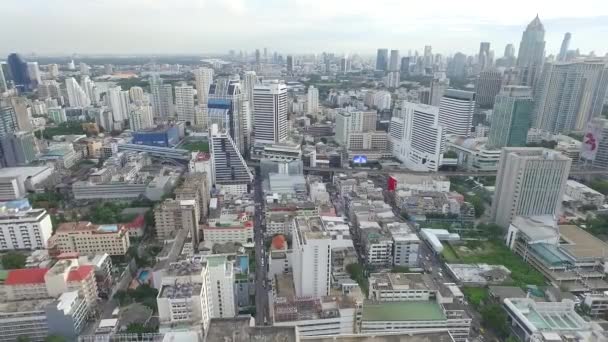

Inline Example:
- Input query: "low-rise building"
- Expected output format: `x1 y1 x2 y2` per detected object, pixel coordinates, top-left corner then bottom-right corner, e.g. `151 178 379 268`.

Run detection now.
50 221 131 256
583 292 608 318
369 273 434 302
446 136 501 172
564 180 605 209
0 200 53 251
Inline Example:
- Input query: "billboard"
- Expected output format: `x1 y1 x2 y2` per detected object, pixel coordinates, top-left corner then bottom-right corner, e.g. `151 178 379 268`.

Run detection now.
353 155 367 164
581 121 603 161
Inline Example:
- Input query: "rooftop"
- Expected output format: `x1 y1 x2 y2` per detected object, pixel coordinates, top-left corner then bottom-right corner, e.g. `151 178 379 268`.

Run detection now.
206 317 297 342
370 273 433 292
505 298 588 332
4 268 49 285
56 221 126 234
362 301 446 321
302 332 454 342
559 225 608 260
0 298 55 313
160 282 202 299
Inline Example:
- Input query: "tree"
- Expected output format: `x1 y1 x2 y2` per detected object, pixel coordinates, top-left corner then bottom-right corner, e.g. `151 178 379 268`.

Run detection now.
443 150 458 158
391 266 410 273
480 304 509 337
589 179 608 196
126 323 156 335
16 337 30 342
346 263 369 296
2 251 26 269
45 336 67 342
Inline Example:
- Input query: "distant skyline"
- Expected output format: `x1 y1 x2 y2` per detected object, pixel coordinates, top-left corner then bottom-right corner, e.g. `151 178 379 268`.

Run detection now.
2 0 608 57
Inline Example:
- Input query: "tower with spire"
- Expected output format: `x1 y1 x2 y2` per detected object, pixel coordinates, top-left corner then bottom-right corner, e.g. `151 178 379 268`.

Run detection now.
516 15 546 92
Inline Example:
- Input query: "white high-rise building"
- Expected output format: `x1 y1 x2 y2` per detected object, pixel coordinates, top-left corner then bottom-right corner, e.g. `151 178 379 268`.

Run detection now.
373 91 392 110
242 71 258 106
79 62 90 75
194 105 208 129
0 207 53 251
26 62 41 87
194 67 214 104
38 80 61 99
307 85 319 114
129 104 154 131
438 89 476 137
129 86 145 103
48 64 59 79
389 101 445 172
107 86 130 122
175 84 196 123
253 81 287 144
150 74 174 118
334 108 377 146
206 255 236 318
80 76 98 105
292 217 332 297
516 16 546 92
65 77 90 107
491 148 571 227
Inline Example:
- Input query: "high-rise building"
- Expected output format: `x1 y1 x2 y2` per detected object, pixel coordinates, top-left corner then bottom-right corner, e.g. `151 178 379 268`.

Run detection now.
307 85 319 114
175 84 196 124
423 45 433 70
38 80 61 99
79 62 90 76
335 108 377 146
48 107 66 124
206 255 236 318
292 217 332 297
340 56 350 73
389 50 400 71
430 74 449 107
491 148 571 227
209 127 253 195
7 53 31 91
253 81 287 144
242 71 257 107
255 49 261 65
48 64 59 79
478 42 491 71
10 97 31 132
65 77 90 108
475 70 503 108
129 86 145 103
387 71 400 88
438 89 476 137
400 57 410 75
80 76 98 105
107 86 130 122
558 33 572 62
286 55 294 73
389 101 445 172
150 74 174 118
447 52 467 79
504 44 515 58
515 15 546 91
0 105 18 138
487 86 533 149
0 65 6 93
26 62 41 88
208 79 249 152
581 118 608 170
154 198 200 243
376 49 389 71
194 67 214 104
533 59 608 133
129 104 154 131
0 131 37 167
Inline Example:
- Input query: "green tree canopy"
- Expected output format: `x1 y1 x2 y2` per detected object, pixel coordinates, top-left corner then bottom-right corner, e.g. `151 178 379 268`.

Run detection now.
2 251 26 269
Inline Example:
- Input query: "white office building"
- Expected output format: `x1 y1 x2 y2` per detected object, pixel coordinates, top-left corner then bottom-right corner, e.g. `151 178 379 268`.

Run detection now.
253 81 287 144
292 217 332 298
334 108 377 146
438 89 476 137
194 67 214 103
205 255 236 319
150 74 174 118
0 204 53 251
491 148 571 227
175 84 196 123
65 77 90 108
307 85 319 114
389 101 445 172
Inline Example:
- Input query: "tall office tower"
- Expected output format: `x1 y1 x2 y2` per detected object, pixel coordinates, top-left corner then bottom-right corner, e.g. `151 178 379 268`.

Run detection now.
292 217 332 297
376 49 389 71
48 64 60 79
67 60 75 70
430 74 449 107
129 104 154 131
154 199 201 242
10 97 32 132
389 50 400 71
194 105 208 129
307 85 319 114
0 131 37 167
335 108 377 146
478 42 491 71
0 65 6 93
150 74 174 118
129 86 145 103
26 62 41 88
7 53 31 91
80 76 98 105
534 59 608 134
475 70 503 108
487 86 533 149
65 77 91 107
581 118 608 170
286 55 294 74
263 47 268 62
209 79 248 152
447 52 467 79
194 67 214 104
94 108 114 132
400 57 410 75
491 148 571 227
38 80 61 99
0 104 18 137
387 71 400 88
175 84 196 124
104 64 113 74
253 81 287 144
423 45 433 67
79 62 90 76
107 86 130 122
558 33 572 62
209 127 253 195
242 71 257 106
255 49 261 65
516 15 546 91
438 89 476 137
504 44 515 58
389 101 445 172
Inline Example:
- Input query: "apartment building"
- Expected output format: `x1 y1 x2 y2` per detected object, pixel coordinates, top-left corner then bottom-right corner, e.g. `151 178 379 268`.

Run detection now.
50 221 130 256
0 200 53 251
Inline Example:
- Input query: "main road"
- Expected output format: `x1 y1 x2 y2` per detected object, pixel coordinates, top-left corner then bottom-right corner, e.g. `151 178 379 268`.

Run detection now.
253 172 271 326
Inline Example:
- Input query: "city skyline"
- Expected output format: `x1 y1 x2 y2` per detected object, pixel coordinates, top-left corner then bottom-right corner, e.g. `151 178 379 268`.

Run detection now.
2 0 608 56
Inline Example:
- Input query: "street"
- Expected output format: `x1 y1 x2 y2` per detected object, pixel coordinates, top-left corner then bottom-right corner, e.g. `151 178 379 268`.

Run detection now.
253 172 271 326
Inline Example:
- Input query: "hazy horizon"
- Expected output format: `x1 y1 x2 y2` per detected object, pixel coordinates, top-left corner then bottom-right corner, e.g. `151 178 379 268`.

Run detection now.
2 0 608 57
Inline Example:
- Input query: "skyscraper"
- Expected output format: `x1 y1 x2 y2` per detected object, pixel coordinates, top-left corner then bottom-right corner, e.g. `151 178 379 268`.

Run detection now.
487 86 533 149
478 42 491 71
516 15 546 91
65 77 91 107
209 127 253 195
334 108 377 146
209 79 248 152
438 89 476 137
504 44 515 58
307 85 319 114
376 49 389 71
430 74 449 107
81 76 98 105
150 74 174 118
129 104 154 131
581 118 608 170
38 80 61 100
286 55 294 74
389 101 445 172
447 53 467 79
194 67 214 104
129 86 145 103
253 81 287 144
475 70 503 108
0 65 6 93
423 46 433 70
0 131 37 167
0 104 18 138
175 84 196 124
107 86 130 122
491 148 571 227
26 62 41 88
7 53 31 91
558 32 572 62
255 49 261 65
242 71 257 107
400 57 411 75
533 59 608 133
389 50 400 71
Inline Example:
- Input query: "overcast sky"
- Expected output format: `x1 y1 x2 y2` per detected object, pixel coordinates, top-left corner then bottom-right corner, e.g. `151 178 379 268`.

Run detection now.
2 0 607 57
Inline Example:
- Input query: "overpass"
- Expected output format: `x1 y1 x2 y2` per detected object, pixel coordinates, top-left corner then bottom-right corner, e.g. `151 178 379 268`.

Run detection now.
118 143 190 163
246 161 607 177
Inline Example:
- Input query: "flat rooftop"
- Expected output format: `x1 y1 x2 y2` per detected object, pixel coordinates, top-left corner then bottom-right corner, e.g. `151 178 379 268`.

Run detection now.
0 166 51 179
206 317 297 342
0 299 54 313
559 225 608 260
160 283 202 299
506 298 587 331
362 301 446 321
370 273 433 291
302 331 455 342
